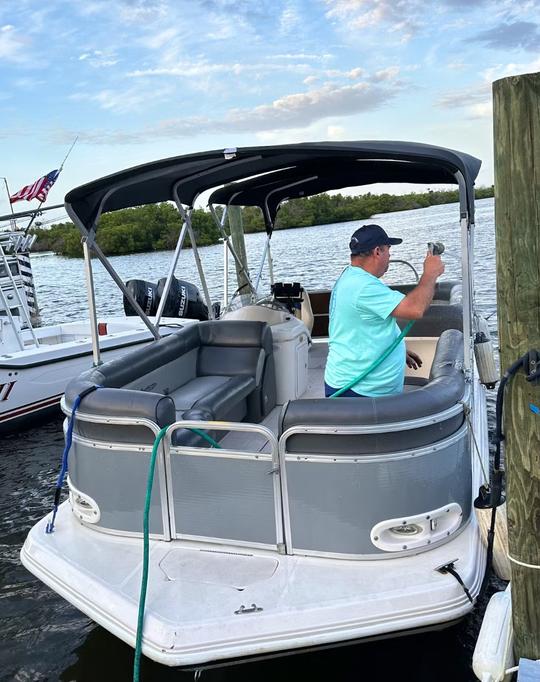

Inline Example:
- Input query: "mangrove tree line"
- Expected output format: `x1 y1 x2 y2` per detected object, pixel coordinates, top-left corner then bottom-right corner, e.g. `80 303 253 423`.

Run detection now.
31 186 494 258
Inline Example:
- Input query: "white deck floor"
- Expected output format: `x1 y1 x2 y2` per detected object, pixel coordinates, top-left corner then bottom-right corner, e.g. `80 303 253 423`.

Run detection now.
22 505 485 667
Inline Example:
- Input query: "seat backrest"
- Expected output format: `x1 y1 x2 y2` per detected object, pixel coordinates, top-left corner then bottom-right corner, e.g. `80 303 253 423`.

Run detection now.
197 320 273 381
398 304 463 336
279 329 465 455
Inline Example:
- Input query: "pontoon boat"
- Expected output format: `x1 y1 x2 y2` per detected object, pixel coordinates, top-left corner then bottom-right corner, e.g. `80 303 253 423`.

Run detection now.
22 141 492 667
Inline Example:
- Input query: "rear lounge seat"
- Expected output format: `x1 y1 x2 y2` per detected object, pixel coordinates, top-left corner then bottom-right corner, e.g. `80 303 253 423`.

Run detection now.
65 320 276 447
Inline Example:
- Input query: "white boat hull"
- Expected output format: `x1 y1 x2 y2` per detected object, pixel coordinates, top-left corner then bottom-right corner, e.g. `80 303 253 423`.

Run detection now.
0 317 190 433
21 503 486 667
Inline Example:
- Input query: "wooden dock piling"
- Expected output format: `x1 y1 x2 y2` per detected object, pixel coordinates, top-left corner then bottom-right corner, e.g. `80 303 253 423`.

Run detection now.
493 70 540 660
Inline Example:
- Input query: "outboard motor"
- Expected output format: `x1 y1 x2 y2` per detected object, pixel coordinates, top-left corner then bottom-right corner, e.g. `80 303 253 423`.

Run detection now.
123 279 159 317
156 277 208 321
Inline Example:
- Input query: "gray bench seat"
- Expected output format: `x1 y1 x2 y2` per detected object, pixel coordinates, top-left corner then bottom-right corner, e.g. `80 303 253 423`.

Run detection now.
65 320 276 448
280 329 465 455
171 375 256 419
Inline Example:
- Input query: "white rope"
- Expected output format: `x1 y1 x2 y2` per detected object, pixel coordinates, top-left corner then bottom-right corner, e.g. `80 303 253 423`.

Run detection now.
507 554 540 570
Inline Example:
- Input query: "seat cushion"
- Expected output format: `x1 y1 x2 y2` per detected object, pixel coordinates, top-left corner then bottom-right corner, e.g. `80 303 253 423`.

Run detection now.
193 375 255 418
171 376 230 411
172 374 256 420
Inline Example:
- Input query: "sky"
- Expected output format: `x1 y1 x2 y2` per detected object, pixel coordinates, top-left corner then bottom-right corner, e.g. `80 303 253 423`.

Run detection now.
1 0 539 221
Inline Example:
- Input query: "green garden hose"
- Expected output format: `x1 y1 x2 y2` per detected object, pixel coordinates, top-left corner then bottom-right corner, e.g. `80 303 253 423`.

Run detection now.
133 424 222 682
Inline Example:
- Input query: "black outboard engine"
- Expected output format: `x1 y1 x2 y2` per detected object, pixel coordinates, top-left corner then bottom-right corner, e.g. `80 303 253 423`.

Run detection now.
123 279 159 316
156 276 209 321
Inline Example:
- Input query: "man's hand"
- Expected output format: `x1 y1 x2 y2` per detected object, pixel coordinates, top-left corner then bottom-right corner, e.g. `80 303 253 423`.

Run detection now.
422 251 445 281
391 252 445 320
406 350 422 370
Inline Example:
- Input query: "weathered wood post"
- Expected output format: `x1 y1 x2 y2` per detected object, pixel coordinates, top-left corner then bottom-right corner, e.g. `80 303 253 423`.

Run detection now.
493 70 540 660
228 205 250 293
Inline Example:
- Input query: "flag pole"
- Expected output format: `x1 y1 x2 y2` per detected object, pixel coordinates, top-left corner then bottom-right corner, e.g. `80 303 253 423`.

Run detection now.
0 177 17 229
58 136 78 172
24 137 78 234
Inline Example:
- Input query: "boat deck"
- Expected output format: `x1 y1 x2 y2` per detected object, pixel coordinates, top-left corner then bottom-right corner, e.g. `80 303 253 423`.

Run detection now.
22 505 484 667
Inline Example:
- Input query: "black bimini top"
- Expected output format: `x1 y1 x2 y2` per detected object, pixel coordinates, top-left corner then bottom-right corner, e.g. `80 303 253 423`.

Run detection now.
65 141 481 237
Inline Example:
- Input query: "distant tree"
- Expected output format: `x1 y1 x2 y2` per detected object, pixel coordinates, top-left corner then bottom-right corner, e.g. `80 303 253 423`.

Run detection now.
32 186 494 257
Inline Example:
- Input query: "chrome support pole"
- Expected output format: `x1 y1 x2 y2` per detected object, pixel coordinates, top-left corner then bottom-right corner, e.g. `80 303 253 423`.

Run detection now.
455 171 473 377
254 234 271 292
175 201 215 320
223 239 229 307
267 240 275 286
0 243 38 347
82 240 102 366
88 239 160 340
154 219 189 327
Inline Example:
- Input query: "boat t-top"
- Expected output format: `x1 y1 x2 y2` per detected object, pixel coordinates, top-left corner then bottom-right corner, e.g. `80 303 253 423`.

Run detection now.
22 141 494 668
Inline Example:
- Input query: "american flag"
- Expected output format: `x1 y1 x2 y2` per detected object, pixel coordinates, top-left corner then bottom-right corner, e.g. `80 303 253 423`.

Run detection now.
9 169 60 204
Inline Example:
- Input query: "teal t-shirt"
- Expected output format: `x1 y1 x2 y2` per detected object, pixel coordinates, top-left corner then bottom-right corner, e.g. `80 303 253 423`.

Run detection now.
324 265 406 397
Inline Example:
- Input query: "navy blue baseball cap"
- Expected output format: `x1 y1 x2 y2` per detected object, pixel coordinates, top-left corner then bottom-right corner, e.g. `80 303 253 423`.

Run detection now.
349 224 402 254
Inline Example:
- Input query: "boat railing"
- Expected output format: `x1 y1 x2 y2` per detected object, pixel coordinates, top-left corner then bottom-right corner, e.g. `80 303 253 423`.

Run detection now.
65 396 473 560
65 405 285 550
277 419 472 559
165 420 284 552
0 239 39 349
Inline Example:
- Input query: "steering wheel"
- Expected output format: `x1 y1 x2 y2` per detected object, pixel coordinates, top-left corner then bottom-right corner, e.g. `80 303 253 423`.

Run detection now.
388 259 419 283
254 295 291 313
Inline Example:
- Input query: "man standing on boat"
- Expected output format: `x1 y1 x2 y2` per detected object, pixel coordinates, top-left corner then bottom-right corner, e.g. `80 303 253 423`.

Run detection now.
324 224 445 397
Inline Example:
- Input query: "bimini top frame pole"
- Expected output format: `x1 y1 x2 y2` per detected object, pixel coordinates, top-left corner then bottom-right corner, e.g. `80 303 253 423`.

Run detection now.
454 169 474 377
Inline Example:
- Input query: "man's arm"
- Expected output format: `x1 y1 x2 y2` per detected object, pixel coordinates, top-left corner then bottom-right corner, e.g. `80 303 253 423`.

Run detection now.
391 252 445 320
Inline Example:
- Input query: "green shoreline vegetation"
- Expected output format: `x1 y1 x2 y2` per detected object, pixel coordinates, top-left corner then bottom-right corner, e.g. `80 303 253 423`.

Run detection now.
31 186 494 258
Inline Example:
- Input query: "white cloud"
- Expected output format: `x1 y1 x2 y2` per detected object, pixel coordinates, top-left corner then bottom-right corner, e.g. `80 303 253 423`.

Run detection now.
139 28 179 50
324 0 422 40
437 54 540 120
0 25 30 63
78 50 118 68
224 81 397 130
70 84 173 114
436 82 491 109
98 0 168 23
128 59 314 79
65 79 401 144
14 77 46 89
271 53 334 61
468 102 492 119
482 57 540 82
472 20 540 51
371 66 400 82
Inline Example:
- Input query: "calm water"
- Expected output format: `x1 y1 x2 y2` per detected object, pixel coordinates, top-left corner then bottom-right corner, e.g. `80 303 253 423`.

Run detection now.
0 198 503 681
